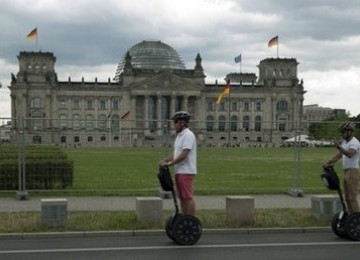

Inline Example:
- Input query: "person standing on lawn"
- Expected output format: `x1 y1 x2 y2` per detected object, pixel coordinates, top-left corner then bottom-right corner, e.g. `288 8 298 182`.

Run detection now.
160 111 197 215
324 121 360 213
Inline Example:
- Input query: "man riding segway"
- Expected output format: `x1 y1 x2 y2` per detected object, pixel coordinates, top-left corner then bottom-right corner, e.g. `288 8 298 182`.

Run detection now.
323 121 360 240
158 111 202 245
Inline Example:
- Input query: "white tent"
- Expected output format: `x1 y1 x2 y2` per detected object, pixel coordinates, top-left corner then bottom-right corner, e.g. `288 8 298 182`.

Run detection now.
283 135 333 147
283 135 313 144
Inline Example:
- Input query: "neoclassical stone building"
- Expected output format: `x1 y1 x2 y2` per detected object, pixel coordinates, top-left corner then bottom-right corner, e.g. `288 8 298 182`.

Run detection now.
9 40 305 147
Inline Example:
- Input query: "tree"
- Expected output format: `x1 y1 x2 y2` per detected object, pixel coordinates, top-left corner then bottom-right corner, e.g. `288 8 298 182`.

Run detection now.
308 114 350 141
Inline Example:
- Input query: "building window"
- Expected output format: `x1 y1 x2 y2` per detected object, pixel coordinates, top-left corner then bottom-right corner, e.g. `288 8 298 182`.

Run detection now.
59 97 67 108
277 100 288 112
86 114 95 131
206 115 214 131
33 136 42 144
72 114 81 130
218 115 226 132
112 99 119 110
61 136 67 143
99 99 106 110
74 136 80 142
244 101 250 112
59 114 67 129
207 101 214 111
243 115 250 131
255 101 261 112
219 102 226 111
110 114 120 132
100 136 106 141
87 99 93 110
73 99 80 109
88 136 93 142
255 115 262 131
232 102 237 111
99 114 107 131
278 117 287 131
30 97 41 108
30 111 43 130
231 115 238 131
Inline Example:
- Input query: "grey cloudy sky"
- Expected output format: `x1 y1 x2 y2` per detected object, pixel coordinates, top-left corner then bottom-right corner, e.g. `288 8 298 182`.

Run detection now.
1 0 360 118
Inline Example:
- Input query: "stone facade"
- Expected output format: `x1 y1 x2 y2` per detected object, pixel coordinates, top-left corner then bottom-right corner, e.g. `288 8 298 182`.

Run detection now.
9 41 306 147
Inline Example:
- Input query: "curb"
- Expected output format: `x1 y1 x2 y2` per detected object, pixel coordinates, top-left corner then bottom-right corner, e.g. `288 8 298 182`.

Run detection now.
0 227 332 240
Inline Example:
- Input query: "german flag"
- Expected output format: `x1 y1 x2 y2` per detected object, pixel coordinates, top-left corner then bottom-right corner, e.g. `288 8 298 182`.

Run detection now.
121 111 131 120
27 28 38 39
268 35 278 47
216 80 230 104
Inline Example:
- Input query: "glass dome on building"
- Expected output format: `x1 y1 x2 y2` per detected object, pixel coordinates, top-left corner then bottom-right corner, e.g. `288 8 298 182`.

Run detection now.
114 40 186 81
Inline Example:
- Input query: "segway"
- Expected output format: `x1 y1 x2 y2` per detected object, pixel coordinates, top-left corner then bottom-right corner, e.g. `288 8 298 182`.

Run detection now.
321 165 360 240
157 165 202 245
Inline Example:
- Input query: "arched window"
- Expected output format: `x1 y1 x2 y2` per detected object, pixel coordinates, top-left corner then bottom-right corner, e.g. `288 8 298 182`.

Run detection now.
255 115 262 131
111 114 120 132
59 114 67 129
206 115 214 131
31 111 43 130
86 114 95 131
243 116 250 131
30 97 41 108
230 115 238 131
99 114 107 131
218 115 226 132
277 100 288 112
72 114 81 130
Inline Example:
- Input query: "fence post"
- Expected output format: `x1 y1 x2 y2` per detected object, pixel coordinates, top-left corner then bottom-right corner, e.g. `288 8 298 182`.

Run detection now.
16 129 29 200
287 130 304 197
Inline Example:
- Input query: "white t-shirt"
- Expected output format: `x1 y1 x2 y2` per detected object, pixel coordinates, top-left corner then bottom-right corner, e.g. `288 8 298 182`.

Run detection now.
173 128 197 174
341 137 360 169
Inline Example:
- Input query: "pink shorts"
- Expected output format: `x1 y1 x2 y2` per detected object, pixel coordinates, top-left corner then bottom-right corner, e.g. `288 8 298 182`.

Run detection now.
175 174 194 200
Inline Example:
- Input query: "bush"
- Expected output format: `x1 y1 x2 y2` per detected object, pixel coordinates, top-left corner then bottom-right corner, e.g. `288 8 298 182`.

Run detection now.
0 146 73 190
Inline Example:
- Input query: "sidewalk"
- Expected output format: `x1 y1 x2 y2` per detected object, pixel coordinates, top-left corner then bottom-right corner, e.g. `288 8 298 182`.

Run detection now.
0 194 313 212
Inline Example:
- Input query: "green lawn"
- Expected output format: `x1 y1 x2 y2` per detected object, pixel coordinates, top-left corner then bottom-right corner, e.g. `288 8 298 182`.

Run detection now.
61 147 340 196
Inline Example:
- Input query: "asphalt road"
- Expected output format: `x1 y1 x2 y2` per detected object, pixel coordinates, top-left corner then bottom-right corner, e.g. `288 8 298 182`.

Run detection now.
0 230 359 260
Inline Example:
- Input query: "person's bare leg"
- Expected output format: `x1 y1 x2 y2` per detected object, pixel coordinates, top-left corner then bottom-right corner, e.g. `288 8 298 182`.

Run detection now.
181 198 195 215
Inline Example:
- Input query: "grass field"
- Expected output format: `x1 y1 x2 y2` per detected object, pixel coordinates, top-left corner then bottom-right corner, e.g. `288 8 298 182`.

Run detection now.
58 147 341 196
0 209 329 233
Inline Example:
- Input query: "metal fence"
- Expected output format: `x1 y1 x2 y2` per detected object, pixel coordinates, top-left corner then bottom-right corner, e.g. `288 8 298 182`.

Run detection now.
0 117 359 199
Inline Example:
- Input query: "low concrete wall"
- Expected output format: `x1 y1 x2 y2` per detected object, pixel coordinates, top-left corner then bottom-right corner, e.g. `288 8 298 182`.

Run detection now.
136 197 163 224
311 194 342 220
41 198 68 227
226 196 254 224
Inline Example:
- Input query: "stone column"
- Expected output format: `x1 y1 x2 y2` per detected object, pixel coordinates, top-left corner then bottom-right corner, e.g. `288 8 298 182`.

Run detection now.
144 96 149 131
183 95 188 112
156 95 162 134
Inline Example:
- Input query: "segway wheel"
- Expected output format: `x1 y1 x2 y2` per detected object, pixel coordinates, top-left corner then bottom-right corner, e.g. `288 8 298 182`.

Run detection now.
172 214 202 245
165 215 177 241
345 212 360 241
331 211 348 239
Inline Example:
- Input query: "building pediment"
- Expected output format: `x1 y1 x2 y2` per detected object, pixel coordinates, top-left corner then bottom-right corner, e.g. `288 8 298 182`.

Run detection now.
129 71 202 95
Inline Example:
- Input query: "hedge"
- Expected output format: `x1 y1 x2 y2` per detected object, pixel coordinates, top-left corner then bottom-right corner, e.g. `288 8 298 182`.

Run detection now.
0 146 73 190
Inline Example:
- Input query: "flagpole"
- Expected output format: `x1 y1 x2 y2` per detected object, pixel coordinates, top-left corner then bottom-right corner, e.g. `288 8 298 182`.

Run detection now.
228 81 231 146
35 26 39 51
277 36 279 58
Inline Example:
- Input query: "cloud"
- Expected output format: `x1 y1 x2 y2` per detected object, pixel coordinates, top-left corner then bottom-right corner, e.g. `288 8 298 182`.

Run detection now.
1 0 360 118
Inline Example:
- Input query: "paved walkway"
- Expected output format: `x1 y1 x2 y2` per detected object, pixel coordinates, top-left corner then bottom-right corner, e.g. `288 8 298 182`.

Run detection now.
0 194 318 212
